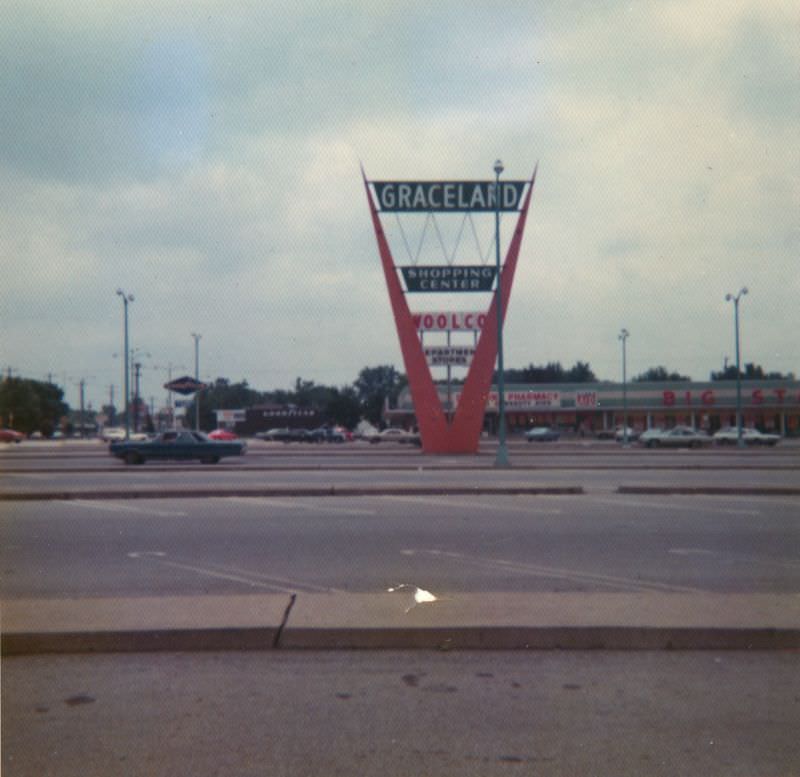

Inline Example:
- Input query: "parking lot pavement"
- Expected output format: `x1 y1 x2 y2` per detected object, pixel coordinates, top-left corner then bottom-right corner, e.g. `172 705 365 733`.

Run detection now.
4 650 799 777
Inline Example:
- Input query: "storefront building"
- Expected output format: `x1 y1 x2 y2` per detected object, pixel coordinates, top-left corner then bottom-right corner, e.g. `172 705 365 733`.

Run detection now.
386 380 800 437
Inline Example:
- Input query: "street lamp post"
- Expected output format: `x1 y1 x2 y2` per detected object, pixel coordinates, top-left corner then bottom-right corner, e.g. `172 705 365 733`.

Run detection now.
725 288 748 448
493 160 510 468
116 289 134 439
619 328 630 447
191 333 202 432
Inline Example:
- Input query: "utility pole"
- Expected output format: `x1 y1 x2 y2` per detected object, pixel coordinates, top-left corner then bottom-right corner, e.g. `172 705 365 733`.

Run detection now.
134 362 142 433
79 379 86 438
191 333 202 432
725 288 748 447
116 289 134 439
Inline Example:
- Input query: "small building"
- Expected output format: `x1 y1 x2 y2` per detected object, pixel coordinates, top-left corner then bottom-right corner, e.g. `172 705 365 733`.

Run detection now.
234 404 321 436
386 380 800 436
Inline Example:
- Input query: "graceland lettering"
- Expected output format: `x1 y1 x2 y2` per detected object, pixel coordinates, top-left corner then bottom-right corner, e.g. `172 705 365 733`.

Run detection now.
372 181 526 212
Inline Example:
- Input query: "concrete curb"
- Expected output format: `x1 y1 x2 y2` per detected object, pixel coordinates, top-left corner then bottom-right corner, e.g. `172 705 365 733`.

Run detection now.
0 486 584 501
618 486 800 496
3 593 799 655
2 484 799 501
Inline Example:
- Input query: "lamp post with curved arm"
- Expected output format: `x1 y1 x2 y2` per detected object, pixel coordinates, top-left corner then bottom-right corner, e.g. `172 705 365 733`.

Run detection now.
725 287 748 448
493 160 510 468
619 328 630 447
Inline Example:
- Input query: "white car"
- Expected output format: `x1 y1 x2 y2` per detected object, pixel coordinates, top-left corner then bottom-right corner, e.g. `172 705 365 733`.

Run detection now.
640 425 712 448
713 426 781 446
100 427 127 441
638 428 664 445
368 427 421 445
101 427 148 442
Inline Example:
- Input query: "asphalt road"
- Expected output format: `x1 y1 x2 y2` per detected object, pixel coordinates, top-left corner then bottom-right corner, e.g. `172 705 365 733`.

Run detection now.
2 442 799 601
3 441 799 777
2 490 799 599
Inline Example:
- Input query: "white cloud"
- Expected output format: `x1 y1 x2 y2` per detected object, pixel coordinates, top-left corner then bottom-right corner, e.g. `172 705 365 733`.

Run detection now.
2 0 798 410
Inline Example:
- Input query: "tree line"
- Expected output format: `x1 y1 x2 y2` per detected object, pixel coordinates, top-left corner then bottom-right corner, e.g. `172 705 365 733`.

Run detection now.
1 360 795 435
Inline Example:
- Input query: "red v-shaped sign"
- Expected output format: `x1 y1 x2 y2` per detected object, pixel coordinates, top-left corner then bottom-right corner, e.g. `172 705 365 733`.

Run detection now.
364 168 537 453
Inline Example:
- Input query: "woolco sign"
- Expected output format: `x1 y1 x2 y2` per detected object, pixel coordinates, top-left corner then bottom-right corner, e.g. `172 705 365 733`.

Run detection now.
413 311 487 332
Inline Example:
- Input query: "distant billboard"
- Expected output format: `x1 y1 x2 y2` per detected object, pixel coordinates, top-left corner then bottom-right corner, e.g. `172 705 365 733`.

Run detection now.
164 375 206 395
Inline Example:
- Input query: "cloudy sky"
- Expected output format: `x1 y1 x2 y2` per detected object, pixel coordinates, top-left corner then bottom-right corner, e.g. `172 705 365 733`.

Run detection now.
1 0 798 412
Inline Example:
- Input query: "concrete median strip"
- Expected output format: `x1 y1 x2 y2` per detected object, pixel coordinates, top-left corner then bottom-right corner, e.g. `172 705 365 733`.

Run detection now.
3 592 799 654
0 486 584 501
618 485 800 496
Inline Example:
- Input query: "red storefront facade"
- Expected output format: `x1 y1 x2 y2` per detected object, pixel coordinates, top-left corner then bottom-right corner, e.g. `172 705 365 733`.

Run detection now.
387 380 800 436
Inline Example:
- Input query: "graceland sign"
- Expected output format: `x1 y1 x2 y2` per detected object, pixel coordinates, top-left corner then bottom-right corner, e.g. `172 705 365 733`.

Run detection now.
372 181 527 212
364 166 538 454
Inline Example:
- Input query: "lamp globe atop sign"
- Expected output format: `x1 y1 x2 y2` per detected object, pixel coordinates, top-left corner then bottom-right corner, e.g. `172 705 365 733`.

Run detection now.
494 159 504 175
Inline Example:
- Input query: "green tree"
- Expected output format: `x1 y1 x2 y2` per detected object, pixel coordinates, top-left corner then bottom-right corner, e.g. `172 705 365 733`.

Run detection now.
0 377 68 436
565 361 597 382
710 364 795 381
504 361 596 383
323 386 362 429
354 365 407 425
633 366 691 382
182 378 266 431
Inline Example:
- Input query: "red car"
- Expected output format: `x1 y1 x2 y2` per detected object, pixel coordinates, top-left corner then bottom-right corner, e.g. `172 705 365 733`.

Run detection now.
0 428 24 443
208 428 238 441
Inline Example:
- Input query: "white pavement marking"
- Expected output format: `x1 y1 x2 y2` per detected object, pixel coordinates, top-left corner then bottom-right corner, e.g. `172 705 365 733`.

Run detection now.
590 497 762 516
223 496 377 516
668 547 800 570
380 495 563 515
59 500 188 518
400 548 703 594
128 552 342 593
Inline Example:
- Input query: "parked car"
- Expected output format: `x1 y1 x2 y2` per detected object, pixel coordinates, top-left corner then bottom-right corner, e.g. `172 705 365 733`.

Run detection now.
208 428 238 441
309 426 346 443
525 426 560 442
713 426 781 446
639 425 712 448
594 428 617 440
255 427 314 443
0 428 24 443
637 427 664 445
109 430 246 465
614 426 639 442
368 427 421 445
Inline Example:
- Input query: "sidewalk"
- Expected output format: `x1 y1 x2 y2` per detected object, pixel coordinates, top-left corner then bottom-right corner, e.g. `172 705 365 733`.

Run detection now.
3 592 799 655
